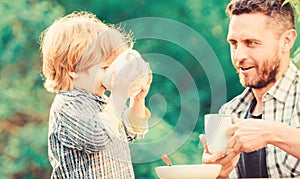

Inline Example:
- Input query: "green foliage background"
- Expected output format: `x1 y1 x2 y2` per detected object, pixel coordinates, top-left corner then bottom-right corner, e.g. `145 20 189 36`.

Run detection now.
1 0 299 178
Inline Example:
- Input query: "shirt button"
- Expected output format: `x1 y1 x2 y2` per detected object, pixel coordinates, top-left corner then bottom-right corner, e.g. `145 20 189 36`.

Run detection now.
264 94 270 100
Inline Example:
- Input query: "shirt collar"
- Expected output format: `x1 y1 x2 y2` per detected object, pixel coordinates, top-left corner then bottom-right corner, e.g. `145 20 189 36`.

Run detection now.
265 62 298 103
58 88 107 104
224 87 254 116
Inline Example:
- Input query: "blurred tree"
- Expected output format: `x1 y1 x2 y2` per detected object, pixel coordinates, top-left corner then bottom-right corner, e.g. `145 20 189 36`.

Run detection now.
1 0 300 178
289 0 300 68
0 0 64 119
0 0 64 178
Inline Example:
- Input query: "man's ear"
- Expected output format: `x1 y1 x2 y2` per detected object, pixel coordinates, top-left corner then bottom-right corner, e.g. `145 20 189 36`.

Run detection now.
68 71 79 79
281 29 297 53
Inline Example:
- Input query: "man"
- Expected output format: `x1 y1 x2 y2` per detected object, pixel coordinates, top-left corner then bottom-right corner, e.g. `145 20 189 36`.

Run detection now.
200 0 300 178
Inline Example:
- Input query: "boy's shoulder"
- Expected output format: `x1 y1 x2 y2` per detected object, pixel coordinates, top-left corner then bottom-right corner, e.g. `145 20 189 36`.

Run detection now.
51 89 93 111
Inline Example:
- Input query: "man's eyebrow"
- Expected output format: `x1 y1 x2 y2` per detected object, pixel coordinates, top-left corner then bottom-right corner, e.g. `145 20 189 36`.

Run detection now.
227 38 236 43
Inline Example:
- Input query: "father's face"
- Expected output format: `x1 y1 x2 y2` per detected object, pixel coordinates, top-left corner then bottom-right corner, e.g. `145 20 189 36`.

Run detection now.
227 13 282 89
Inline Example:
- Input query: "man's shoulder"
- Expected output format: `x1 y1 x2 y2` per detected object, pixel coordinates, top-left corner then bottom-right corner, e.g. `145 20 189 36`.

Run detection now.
287 62 300 80
219 88 254 114
276 62 300 91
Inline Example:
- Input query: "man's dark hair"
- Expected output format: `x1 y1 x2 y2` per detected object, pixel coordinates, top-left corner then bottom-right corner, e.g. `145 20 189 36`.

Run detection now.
226 0 295 36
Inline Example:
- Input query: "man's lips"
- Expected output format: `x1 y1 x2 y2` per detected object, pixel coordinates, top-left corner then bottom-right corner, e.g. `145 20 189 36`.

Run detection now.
241 67 253 70
239 66 254 73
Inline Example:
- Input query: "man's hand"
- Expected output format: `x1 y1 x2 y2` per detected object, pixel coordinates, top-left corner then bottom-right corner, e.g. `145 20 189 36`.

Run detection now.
226 115 272 153
199 134 240 178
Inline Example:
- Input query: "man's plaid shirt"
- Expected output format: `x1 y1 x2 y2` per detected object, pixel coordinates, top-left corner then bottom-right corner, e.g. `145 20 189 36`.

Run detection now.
220 62 300 178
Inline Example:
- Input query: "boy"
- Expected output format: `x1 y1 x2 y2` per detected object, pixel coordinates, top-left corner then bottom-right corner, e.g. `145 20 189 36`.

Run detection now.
40 11 152 179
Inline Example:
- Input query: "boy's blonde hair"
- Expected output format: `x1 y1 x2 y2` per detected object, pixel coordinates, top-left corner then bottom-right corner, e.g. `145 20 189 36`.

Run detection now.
40 11 133 93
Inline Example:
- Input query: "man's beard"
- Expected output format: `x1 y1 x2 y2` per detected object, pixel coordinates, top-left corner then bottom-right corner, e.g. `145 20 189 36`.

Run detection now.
238 54 280 89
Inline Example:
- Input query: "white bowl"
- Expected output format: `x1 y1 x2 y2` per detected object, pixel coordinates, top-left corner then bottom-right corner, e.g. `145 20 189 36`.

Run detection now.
155 164 221 179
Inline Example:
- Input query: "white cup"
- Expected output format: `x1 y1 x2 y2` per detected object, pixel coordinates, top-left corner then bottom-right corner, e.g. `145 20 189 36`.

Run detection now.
102 49 150 96
204 114 232 153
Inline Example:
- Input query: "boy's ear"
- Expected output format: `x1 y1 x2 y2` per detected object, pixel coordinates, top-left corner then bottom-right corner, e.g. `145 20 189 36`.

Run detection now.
68 71 79 79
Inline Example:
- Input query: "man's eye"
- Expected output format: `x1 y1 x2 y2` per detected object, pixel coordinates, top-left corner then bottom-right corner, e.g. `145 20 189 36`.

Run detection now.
230 42 237 49
246 40 257 47
228 40 237 49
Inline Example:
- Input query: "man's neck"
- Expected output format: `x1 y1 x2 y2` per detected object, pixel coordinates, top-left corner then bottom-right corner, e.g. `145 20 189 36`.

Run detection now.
251 60 291 115
251 82 274 115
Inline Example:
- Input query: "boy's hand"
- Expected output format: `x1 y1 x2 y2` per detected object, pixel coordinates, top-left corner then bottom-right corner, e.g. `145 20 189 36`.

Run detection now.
111 58 150 100
130 64 152 100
